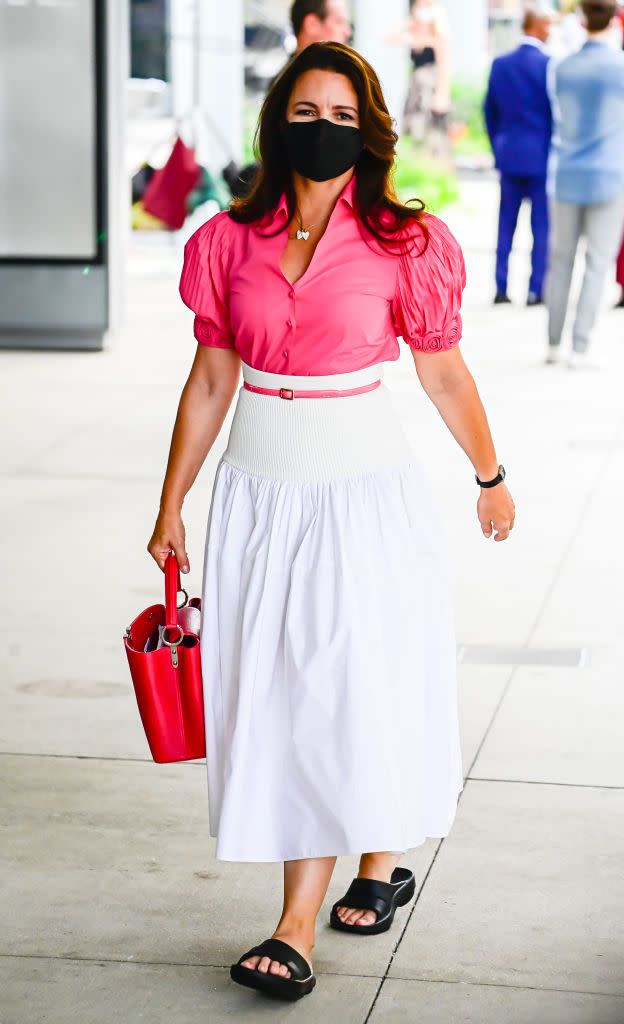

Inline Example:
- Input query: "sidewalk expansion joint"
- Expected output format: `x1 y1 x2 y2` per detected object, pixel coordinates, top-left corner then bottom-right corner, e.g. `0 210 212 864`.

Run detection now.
363 840 445 1023
568 440 624 450
467 777 624 791
457 645 591 667
0 952 384 980
381 975 624 1000
0 751 204 766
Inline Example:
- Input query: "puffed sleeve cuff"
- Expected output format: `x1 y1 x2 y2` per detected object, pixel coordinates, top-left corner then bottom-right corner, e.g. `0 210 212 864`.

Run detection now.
392 214 466 353
179 212 236 349
407 314 463 353
193 315 235 348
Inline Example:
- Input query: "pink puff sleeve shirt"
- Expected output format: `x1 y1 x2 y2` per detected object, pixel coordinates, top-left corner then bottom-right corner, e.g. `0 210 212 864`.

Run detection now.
179 174 466 375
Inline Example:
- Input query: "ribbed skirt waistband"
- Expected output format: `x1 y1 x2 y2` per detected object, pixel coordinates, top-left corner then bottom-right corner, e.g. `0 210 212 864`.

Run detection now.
221 380 415 483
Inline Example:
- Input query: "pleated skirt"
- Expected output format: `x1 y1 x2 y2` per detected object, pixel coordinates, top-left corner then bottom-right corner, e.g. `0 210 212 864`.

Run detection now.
199 371 463 862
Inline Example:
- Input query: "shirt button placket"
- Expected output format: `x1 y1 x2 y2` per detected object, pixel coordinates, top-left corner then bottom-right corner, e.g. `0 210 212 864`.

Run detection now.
283 287 295 363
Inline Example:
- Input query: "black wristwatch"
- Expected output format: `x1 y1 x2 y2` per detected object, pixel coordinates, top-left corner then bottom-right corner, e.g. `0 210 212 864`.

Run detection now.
476 464 506 488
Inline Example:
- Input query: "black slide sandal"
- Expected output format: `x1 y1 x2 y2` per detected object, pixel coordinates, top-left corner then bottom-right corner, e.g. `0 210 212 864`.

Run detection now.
330 867 416 935
230 937 316 1001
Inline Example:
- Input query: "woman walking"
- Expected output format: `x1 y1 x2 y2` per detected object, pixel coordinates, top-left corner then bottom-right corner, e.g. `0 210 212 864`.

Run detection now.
148 41 514 1003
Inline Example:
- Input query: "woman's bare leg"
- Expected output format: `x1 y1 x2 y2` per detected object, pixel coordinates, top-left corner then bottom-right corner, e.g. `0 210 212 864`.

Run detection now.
335 851 403 927
240 855 336 977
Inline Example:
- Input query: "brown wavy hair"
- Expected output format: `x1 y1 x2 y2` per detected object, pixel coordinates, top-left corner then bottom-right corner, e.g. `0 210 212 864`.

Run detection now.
228 41 427 252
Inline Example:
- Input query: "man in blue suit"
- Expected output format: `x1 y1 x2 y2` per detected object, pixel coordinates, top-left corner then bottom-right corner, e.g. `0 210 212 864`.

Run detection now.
484 10 554 305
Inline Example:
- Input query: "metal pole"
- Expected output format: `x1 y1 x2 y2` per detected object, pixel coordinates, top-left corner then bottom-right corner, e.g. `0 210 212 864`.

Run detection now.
196 0 244 172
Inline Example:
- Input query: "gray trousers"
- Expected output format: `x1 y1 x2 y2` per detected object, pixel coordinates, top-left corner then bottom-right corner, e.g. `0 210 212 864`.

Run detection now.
547 190 624 352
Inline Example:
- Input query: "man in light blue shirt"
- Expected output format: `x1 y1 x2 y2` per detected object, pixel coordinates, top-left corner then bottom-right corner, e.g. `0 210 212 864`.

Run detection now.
547 0 624 366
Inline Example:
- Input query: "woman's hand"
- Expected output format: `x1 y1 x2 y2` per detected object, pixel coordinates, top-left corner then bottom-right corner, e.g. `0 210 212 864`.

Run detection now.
431 88 450 115
477 483 515 542
147 509 190 573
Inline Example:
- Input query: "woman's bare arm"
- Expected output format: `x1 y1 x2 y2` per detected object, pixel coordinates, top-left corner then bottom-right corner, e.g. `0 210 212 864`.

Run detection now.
147 346 241 572
411 346 515 541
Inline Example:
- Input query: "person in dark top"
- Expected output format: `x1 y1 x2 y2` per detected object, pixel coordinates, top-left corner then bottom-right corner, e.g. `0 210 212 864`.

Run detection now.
410 45 436 69
398 0 451 162
484 10 554 306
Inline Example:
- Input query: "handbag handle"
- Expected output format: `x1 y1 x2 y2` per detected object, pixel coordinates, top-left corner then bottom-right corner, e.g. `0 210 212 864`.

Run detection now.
164 552 187 631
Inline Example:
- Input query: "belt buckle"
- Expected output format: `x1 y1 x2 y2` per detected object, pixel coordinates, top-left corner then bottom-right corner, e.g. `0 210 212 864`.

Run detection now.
279 387 294 400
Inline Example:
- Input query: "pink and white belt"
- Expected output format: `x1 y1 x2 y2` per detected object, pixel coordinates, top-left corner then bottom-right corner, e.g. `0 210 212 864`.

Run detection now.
242 361 383 400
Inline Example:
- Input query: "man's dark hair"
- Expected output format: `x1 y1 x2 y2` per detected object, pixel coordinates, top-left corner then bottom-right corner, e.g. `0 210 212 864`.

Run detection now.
290 0 328 38
581 0 617 32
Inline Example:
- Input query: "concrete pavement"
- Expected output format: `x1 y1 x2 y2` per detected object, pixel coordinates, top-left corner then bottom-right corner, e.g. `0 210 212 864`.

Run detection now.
2 177 624 1023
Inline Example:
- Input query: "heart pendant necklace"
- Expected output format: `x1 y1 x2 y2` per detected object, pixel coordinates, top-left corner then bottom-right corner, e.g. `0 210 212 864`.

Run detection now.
294 209 312 242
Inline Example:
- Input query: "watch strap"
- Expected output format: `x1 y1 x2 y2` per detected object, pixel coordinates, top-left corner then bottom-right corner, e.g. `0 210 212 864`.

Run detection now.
476 464 506 488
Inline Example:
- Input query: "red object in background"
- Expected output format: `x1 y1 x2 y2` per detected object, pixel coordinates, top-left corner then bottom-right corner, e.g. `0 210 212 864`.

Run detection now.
142 136 201 230
617 235 624 290
124 553 205 763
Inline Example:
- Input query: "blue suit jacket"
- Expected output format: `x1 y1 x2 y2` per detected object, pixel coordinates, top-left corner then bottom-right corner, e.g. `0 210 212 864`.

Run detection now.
484 43 553 177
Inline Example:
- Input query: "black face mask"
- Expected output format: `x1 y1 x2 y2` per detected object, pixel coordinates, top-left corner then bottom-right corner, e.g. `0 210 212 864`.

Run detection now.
283 118 364 182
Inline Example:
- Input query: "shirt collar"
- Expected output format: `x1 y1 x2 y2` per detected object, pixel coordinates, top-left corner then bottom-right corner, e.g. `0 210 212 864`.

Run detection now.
271 171 357 223
519 35 545 49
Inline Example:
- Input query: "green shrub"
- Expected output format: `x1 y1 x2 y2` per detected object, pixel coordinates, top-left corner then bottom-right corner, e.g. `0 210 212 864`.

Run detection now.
394 136 459 212
243 101 260 165
450 79 490 157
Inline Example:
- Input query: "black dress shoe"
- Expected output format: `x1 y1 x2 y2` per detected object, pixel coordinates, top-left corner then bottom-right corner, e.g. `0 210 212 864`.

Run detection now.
527 292 544 306
494 292 511 305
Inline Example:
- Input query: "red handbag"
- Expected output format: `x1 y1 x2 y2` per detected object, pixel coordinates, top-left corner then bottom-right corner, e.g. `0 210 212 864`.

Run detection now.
124 553 205 763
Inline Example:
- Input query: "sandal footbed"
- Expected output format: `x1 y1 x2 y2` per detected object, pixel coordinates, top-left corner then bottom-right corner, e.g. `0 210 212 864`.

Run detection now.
230 937 315 1001
230 963 316 1001
330 868 416 934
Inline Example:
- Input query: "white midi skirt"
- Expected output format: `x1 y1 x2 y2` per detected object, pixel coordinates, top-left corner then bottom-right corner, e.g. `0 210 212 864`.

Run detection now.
199 365 463 862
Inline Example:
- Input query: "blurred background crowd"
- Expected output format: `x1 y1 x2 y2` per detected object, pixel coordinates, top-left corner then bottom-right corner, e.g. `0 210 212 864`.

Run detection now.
126 0 623 196
1 0 623 357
